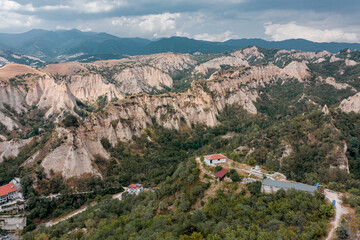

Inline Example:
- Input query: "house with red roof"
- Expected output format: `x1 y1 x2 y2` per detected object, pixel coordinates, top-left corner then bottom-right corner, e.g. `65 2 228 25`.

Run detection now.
0 183 20 205
203 154 227 165
126 183 144 195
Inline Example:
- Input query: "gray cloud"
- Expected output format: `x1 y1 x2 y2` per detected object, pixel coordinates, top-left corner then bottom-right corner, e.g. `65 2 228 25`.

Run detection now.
1 0 359 43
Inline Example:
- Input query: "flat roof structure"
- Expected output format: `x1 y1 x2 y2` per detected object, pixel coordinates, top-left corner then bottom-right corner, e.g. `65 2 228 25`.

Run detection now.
262 179 317 193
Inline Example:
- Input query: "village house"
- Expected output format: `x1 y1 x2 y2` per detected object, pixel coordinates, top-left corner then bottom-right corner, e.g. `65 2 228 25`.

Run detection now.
0 182 22 206
126 184 144 195
261 179 318 194
203 154 227 165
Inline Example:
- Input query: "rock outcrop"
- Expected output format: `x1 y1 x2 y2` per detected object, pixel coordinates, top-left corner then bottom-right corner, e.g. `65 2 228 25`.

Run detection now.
0 111 19 131
1 47 359 179
194 46 267 75
132 52 196 73
0 138 32 162
318 76 356 91
339 93 360 114
40 128 106 179
68 74 123 102
114 66 173 94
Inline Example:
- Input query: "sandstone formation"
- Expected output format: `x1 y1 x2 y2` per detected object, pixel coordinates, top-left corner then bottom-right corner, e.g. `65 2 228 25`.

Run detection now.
132 52 196 73
114 66 173 94
68 74 123 102
339 93 360 114
0 138 32 162
1 47 359 179
40 128 105 178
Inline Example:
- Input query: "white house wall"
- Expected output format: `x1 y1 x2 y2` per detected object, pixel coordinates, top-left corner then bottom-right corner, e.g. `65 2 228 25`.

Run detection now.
204 158 226 165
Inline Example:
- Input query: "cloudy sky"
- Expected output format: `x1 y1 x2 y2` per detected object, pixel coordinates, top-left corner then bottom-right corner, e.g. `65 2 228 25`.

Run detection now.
0 0 360 42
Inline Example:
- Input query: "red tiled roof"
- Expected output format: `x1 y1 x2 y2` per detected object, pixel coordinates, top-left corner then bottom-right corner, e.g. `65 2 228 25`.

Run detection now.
215 169 228 178
128 184 142 189
0 183 18 197
204 154 226 160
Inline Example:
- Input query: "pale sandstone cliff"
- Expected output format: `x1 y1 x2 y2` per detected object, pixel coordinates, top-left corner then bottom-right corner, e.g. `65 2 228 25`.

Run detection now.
194 46 266 75
2 48 359 179
114 66 173 94
0 111 19 131
68 74 124 102
319 76 356 91
339 93 360 113
40 128 106 178
132 52 196 73
26 76 78 118
0 83 27 113
0 138 32 162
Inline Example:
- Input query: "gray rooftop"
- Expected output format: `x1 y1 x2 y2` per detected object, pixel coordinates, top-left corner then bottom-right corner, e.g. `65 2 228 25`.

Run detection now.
262 179 318 193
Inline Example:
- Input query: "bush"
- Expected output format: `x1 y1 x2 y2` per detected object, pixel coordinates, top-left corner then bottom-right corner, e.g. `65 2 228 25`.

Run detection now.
63 115 79 128
100 137 112 151
247 181 262 195
215 165 223 172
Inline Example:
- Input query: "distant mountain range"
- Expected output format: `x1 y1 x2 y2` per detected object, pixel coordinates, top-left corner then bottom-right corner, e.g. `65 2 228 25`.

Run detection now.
0 29 360 63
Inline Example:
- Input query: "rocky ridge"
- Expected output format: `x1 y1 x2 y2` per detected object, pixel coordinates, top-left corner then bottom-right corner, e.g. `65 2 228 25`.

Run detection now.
1 47 360 179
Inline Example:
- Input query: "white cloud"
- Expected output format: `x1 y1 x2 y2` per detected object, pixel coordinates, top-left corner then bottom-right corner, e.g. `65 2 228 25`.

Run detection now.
112 12 181 37
0 0 127 14
39 5 71 11
56 25 72 30
0 0 34 11
193 31 239 42
0 11 41 29
73 0 128 13
265 22 360 43
139 12 180 32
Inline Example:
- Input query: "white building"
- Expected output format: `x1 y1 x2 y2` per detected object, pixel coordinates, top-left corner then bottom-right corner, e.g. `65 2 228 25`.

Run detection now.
126 184 144 195
0 183 21 205
203 154 227 165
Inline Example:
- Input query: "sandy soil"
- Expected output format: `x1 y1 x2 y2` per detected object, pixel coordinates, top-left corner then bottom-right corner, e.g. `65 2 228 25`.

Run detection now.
0 64 45 80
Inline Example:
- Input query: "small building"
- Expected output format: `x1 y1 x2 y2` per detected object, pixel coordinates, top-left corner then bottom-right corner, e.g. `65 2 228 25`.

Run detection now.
204 154 226 165
261 179 318 194
126 184 144 195
215 169 228 181
0 183 21 205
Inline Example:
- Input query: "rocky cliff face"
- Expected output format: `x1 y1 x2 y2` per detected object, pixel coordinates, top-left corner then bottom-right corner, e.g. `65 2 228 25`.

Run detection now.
0 138 32 162
339 93 360 113
1 47 359 179
68 74 123 102
131 52 196 73
40 128 104 178
114 66 173 94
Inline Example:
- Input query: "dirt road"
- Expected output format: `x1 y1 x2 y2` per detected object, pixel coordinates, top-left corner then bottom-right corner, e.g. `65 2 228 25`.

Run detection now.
44 206 88 227
324 189 348 240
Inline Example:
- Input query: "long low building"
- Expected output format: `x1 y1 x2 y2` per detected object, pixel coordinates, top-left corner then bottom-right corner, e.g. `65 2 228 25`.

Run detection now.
261 179 318 194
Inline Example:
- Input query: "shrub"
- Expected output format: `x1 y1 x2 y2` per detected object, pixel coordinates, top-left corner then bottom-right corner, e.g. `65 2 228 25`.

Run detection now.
63 115 79 128
100 137 112 151
215 165 223 172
